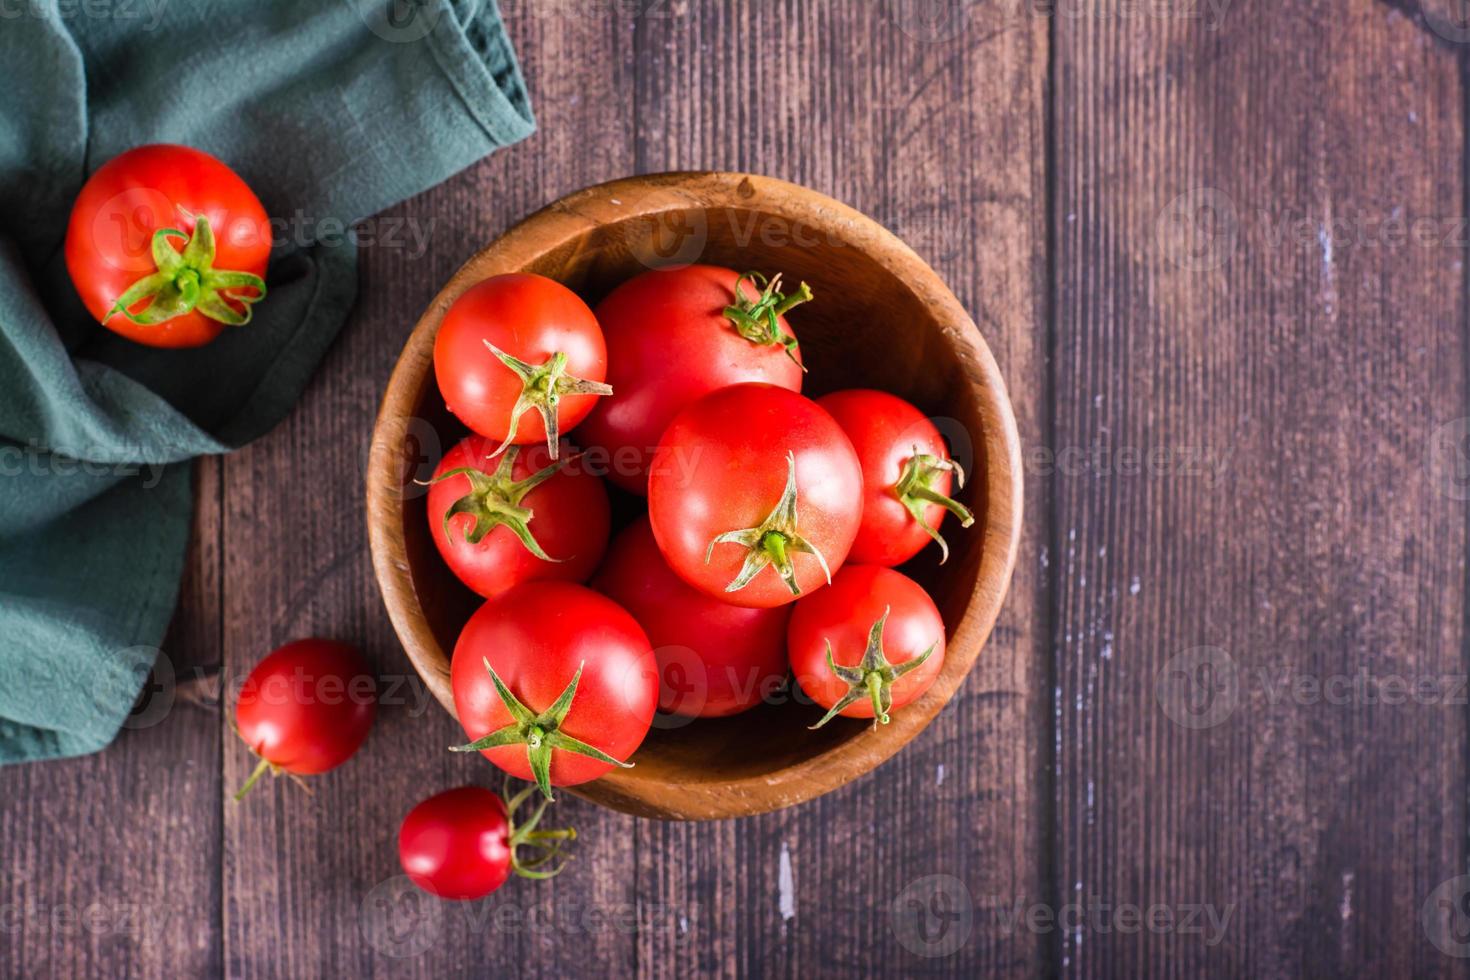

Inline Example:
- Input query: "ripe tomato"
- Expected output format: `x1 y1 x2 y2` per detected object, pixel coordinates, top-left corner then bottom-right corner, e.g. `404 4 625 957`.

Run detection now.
65 144 270 348
647 383 862 608
434 274 610 459
817 389 975 566
579 265 809 493
593 517 790 718
787 565 946 728
426 436 610 599
233 639 377 799
450 582 658 799
398 783 575 900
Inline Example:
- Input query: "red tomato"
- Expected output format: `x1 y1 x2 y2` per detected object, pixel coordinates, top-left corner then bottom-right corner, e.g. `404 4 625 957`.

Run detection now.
233 639 377 799
398 784 575 900
64 144 270 348
426 436 610 599
579 266 808 492
787 565 946 727
593 517 790 718
434 274 610 459
647 383 862 608
817 389 975 566
450 582 658 799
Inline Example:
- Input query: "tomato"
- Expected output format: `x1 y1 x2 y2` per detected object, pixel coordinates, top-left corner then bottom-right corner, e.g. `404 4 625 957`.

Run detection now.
788 565 946 727
579 266 809 493
817 389 974 566
233 639 376 799
593 517 790 717
450 582 658 799
64 144 270 348
434 274 610 459
426 436 610 599
646 383 862 608
398 783 575 900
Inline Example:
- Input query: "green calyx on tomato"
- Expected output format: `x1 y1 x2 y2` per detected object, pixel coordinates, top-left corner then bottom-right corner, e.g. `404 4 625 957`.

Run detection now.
893 448 975 564
722 271 811 367
500 776 579 880
705 451 832 596
423 446 566 560
106 214 267 328
483 340 613 460
809 606 937 730
449 658 634 801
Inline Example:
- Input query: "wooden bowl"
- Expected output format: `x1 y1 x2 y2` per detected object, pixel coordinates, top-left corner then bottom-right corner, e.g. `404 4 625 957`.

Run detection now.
367 173 1022 820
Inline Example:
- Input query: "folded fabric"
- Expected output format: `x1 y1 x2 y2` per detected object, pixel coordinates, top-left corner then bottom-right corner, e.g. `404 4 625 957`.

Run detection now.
0 0 535 763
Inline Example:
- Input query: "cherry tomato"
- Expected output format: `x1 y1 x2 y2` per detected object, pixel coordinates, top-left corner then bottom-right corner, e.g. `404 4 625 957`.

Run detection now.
646 383 862 608
579 266 809 492
787 565 946 727
817 389 974 566
426 436 610 599
65 144 270 348
593 517 790 718
450 582 658 799
233 639 376 799
434 274 610 459
398 784 575 900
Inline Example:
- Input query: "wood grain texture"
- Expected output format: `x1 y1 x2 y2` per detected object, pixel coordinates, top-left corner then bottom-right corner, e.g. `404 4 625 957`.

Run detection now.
1052 0 1467 975
220 5 642 978
0 456 223 980
12 0 1470 977
625 0 1049 975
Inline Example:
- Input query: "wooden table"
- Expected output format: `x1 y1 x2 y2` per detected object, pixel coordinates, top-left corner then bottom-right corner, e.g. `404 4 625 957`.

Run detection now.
3 1 1466 976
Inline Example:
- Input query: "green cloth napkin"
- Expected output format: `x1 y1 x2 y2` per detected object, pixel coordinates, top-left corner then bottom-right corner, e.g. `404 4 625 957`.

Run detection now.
0 0 534 764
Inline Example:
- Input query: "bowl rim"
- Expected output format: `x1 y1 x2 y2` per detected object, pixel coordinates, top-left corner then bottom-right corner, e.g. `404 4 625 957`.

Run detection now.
366 171 1024 820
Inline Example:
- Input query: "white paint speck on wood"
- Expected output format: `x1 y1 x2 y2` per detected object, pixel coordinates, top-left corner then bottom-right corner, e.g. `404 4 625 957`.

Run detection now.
778 842 796 928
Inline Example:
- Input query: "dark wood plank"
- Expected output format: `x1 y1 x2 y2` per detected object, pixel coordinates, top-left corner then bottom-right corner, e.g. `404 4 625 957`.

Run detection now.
630 2 1050 976
0 456 223 979
218 7 639 978
1053 2 1466 975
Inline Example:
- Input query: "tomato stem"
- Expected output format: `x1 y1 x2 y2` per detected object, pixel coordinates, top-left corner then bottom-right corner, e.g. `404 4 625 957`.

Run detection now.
706 452 831 596
722 271 810 368
808 607 938 730
106 215 267 328
233 757 273 802
482 342 612 460
893 447 975 564
503 776 578 879
419 446 568 560
449 659 635 801
761 531 789 570
864 673 887 723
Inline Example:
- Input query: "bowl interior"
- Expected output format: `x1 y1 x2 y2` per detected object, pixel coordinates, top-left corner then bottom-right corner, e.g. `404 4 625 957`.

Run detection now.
379 178 1008 816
